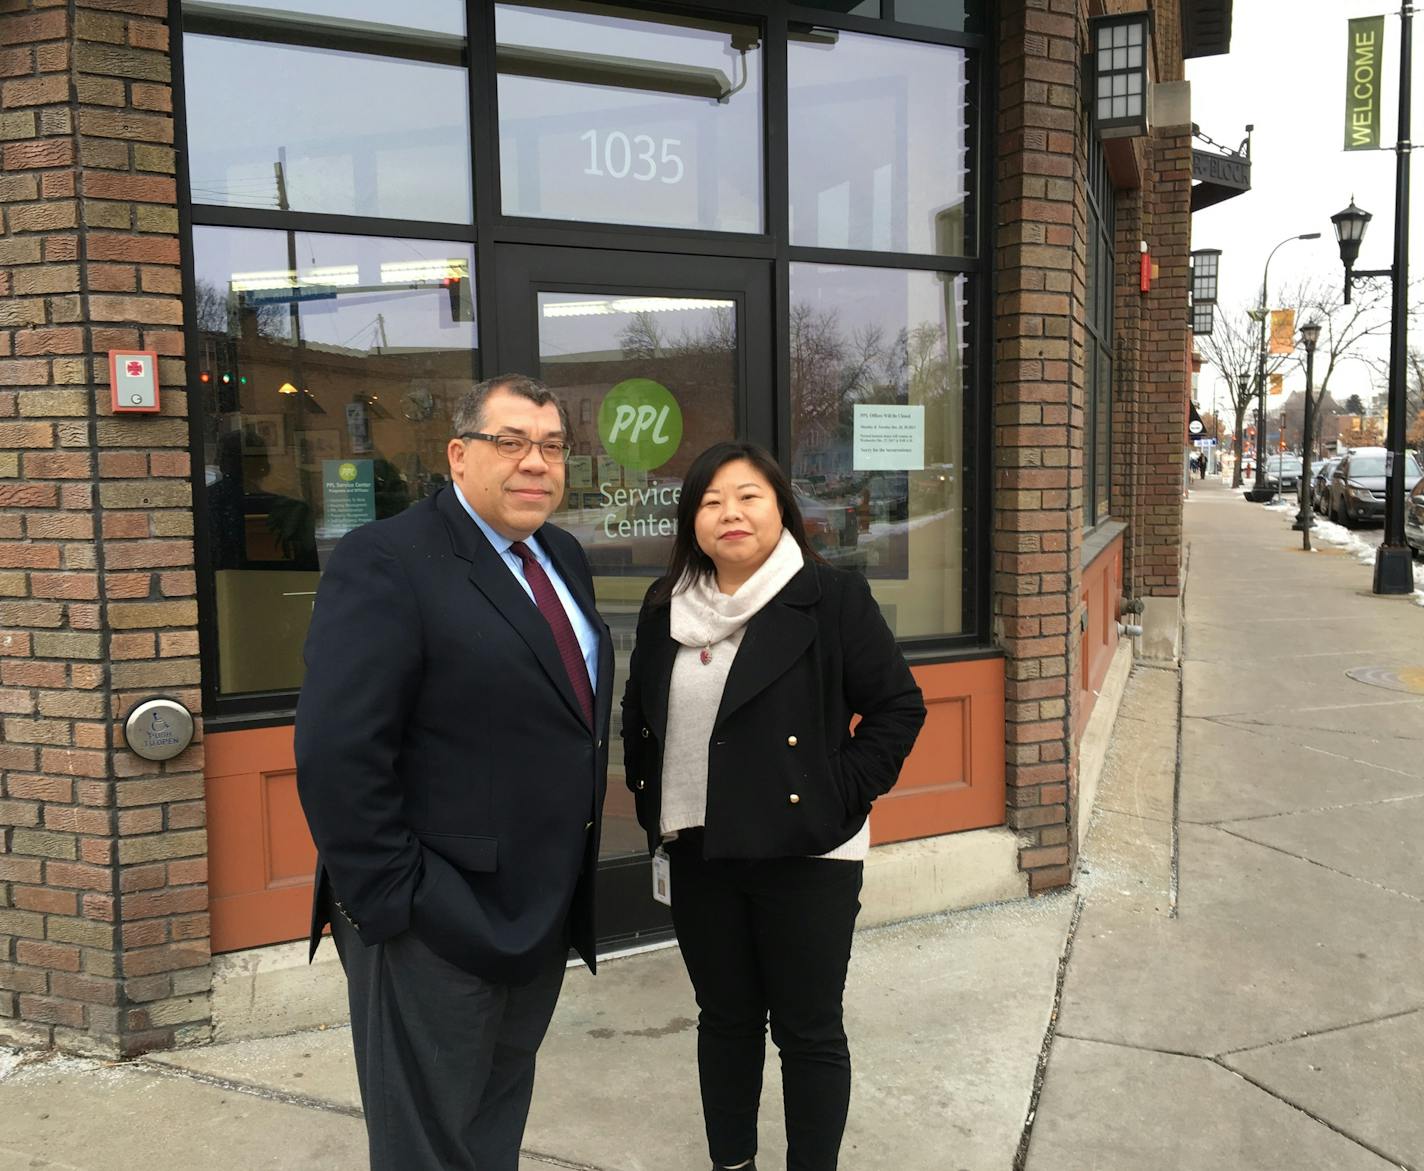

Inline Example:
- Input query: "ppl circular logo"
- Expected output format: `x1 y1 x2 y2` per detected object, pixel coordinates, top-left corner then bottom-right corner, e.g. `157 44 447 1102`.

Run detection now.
597 379 683 471
338 462 359 482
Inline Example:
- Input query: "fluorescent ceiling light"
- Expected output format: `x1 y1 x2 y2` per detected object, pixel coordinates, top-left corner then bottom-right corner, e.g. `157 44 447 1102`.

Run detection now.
380 259 469 284
542 296 733 318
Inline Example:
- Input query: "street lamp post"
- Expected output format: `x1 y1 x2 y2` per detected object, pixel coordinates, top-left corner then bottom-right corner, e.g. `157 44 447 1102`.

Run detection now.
1246 232 1322 502
1234 369 1251 487
1331 2 1415 594
1292 321 1322 548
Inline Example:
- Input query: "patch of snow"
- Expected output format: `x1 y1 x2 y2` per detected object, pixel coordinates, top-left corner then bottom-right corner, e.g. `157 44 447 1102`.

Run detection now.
0 1048 23 1082
1252 492 1424 603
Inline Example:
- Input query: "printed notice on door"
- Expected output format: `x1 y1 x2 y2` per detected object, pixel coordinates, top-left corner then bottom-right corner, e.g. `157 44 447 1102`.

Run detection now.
852 405 925 471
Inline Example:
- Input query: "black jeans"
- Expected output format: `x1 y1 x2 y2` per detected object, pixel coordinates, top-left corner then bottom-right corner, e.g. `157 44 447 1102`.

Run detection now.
667 830 864 1171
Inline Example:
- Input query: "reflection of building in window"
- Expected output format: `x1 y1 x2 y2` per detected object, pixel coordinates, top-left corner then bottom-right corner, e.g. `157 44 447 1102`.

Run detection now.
787 267 968 635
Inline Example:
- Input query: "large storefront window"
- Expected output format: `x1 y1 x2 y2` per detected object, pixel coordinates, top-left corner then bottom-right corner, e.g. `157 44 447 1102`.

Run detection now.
192 226 478 696
789 264 968 638
496 4 763 233
180 1 988 717
183 35 472 222
1085 139 1114 527
788 31 973 256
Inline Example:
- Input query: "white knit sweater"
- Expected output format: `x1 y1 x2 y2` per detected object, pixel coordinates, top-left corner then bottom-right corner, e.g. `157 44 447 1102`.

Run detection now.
660 530 870 861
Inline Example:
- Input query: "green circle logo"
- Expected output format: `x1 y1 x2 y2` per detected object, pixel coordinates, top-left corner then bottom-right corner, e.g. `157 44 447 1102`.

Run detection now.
597 379 683 471
338 462 358 482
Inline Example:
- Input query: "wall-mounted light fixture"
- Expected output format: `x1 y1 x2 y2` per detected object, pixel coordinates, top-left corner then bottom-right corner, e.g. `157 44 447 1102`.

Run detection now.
1089 11 1152 139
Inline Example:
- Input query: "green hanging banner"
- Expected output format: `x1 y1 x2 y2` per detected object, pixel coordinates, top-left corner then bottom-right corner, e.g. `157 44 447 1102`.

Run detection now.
1345 16 1385 150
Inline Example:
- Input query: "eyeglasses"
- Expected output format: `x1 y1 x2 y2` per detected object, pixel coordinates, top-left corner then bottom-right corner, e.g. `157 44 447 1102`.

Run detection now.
460 432 570 463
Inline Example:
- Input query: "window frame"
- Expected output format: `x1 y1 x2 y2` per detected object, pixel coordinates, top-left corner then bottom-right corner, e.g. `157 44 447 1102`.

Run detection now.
1083 133 1114 530
172 0 996 726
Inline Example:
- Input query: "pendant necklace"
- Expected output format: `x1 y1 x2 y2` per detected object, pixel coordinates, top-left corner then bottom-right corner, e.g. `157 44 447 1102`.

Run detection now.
700 644 713 666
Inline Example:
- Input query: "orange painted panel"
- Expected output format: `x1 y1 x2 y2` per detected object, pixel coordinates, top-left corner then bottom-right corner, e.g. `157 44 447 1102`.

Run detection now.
207 658 1009 953
1076 535 1124 739
264 770 316 885
206 725 313 954
871 656 1006 845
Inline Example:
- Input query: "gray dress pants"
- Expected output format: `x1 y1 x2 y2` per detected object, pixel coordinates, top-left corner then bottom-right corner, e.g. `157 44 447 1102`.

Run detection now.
330 912 566 1171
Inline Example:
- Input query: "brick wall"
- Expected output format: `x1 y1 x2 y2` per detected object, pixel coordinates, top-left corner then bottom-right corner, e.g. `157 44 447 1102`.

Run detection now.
994 0 1087 892
1121 0 1191 598
0 0 207 1057
1128 117 1191 598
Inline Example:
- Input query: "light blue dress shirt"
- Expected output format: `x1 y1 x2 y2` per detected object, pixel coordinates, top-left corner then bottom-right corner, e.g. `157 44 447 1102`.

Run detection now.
451 484 600 697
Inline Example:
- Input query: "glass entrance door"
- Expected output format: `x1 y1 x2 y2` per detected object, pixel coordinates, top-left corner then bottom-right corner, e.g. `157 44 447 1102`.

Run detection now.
495 246 772 947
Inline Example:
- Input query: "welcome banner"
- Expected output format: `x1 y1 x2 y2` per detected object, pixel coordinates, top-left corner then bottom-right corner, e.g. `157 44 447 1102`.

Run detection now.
1346 16 1385 150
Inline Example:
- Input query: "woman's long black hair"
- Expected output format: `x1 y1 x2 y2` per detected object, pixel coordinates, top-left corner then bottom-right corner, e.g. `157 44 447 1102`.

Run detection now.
646 440 821 607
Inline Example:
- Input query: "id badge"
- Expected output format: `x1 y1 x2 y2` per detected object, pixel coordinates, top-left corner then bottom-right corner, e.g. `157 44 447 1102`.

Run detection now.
652 847 672 907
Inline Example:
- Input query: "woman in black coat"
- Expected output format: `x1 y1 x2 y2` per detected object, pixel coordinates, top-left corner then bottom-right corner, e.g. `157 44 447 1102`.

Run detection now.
621 441 926 1171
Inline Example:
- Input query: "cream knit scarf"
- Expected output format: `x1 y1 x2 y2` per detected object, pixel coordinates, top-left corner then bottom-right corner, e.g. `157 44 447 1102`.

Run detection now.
669 528 805 651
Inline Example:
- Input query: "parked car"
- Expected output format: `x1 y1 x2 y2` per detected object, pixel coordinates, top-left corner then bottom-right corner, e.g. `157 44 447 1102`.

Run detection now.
1407 473 1424 558
794 487 859 552
1328 447 1424 527
1264 454 1303 494
1311 456 1342 514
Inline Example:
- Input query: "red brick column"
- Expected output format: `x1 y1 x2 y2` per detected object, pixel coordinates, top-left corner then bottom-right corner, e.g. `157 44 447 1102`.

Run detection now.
0 0 206 1056
1133 121 1191 598
994 0 1086 892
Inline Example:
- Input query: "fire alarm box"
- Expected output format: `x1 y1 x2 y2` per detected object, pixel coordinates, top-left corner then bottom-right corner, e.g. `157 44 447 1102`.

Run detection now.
109 350 160 413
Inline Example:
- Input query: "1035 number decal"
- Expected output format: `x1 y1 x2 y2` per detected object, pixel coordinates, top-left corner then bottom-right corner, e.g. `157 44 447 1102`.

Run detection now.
580 130 684 184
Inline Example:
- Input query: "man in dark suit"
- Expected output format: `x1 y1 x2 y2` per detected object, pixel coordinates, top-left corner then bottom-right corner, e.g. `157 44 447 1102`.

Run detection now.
295 374 612 1171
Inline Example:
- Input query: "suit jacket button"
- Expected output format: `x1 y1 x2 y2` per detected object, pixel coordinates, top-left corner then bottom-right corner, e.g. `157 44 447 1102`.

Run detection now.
596 738 603 749
788 793 800 805
787 735 798 747
636 779 646 791
641 727 650 739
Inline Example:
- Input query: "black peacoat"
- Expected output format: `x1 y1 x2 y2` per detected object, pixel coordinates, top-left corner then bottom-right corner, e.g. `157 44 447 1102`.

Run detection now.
620 558 926 859
295 486 613 985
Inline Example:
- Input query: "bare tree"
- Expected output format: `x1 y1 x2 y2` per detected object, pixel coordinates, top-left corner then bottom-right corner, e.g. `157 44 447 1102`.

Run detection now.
1195 304 1280 486
619 311 664 361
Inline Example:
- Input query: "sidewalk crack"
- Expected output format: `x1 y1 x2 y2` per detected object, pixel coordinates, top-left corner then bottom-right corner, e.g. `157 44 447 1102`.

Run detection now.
1213 1005 1424 1059
1207 825 1424 905
133 1058 365 1119
1052 1033 1202 1060
1011 892 1085 1171
1208 1058 1417 1171
1190 793 1424 828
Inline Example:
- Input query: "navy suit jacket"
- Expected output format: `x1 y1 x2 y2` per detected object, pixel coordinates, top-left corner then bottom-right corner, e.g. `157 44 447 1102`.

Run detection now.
295 485 612 983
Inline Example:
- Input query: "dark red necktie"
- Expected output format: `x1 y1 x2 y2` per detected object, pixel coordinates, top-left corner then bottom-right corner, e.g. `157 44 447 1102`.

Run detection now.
509 541 594 727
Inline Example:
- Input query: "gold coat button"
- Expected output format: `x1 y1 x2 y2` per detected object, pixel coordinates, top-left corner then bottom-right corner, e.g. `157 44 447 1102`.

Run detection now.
788 793 800 805
787 735 798 747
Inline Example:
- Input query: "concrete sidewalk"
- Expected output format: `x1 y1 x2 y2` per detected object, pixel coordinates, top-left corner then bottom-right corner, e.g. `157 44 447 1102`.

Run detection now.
1027 479 1424 1171
0 892 1075 1171
4 477 1422 1170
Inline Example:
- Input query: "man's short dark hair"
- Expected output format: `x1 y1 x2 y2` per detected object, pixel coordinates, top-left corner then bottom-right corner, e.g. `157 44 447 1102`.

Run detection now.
452 374 571 438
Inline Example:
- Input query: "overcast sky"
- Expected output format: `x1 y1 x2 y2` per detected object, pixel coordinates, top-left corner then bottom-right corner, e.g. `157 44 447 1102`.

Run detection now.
1186 0 1419 412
